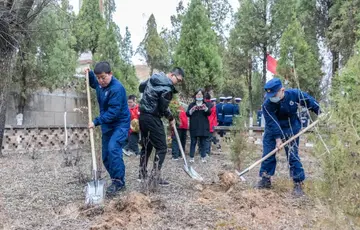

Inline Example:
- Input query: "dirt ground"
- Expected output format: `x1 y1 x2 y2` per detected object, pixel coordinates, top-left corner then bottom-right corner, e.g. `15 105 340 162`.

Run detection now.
0 137 358 230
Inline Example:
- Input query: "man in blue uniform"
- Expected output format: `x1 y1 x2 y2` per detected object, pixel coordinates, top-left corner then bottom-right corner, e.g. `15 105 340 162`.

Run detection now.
86 62 130 196
216 97 225 126
233 97 241 117
223 96 234 126
256 78 320 197
216 96 225 137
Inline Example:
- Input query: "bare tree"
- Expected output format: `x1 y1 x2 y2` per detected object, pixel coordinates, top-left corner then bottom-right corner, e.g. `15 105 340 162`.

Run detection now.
0 0 51 154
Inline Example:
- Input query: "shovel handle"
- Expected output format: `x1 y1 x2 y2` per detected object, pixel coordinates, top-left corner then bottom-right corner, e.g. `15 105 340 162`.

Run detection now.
172 123 189 167
85 71 97 174
237 119 320 177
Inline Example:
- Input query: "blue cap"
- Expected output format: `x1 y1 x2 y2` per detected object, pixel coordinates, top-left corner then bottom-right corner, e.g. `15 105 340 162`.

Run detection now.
264 78 282 99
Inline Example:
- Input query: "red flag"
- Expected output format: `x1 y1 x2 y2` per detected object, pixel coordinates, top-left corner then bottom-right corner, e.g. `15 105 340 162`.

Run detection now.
267 54 277 75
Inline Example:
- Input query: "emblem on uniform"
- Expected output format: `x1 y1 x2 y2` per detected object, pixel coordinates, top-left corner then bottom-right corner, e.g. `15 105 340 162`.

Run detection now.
289 101 294 106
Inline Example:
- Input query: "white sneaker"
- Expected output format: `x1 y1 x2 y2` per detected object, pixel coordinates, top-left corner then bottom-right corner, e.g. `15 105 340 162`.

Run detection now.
189 158 194 163
172 158 179 161
123 149 132 156
201 157 207 163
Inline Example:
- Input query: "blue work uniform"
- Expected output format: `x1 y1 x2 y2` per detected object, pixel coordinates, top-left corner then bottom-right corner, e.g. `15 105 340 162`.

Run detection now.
222 103 234 126
216 102 224 125
233 104 240 117
89 70 130 186
260 88 320 183
257 109 263 126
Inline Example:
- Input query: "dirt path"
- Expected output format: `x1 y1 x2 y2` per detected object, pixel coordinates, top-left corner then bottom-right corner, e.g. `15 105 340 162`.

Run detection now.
0 139 354 230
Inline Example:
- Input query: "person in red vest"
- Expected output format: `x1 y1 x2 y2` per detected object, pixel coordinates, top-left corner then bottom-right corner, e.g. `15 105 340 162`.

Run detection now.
204 93 218 156
123 95 140 156
171 101 188 160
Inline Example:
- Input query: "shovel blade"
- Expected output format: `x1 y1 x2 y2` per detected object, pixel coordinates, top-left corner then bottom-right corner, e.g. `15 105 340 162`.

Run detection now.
183 164 203 181
85 179 106 205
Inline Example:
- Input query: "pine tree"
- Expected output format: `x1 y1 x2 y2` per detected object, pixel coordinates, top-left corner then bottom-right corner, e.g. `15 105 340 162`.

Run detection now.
74 0 105 55
174 0 223 94
277 16 322 99
137 14 170 74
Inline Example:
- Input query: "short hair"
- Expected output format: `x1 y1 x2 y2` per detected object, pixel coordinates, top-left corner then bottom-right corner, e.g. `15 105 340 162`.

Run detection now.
94 61 111 74
171 67 185 78
128 95 136 101
205 92 211 100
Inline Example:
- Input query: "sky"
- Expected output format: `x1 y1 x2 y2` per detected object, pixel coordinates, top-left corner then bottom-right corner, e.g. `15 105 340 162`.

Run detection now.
69 0 240 65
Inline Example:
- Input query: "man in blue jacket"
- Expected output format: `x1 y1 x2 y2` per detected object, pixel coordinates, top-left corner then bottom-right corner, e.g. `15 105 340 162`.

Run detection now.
233 97 241 117
256 78 320 197
223 96 234 126
85 61 130 197
216 96 225 137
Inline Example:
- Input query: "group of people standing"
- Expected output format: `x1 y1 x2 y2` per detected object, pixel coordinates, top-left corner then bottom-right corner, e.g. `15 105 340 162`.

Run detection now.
170 91 242 163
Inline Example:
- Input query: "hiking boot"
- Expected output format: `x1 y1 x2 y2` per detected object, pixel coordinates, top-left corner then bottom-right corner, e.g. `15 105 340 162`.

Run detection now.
292 182 305 197
255 177 271 189
106 182 125 197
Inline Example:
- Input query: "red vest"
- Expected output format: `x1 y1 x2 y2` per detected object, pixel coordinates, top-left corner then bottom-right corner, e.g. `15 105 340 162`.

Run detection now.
205 100 218 133
178 106 188 129
129 104 140 133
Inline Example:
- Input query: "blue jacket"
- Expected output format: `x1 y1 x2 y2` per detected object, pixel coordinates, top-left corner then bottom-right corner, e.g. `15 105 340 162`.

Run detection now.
223 103 234 123
233 104 240 116
89 70 130 133
262 89 320 139
216 102 224 123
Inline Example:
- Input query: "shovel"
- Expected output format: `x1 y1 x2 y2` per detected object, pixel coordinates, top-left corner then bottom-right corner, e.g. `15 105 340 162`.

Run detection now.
235 118 320 180
172 123 203 181
84 71 106 205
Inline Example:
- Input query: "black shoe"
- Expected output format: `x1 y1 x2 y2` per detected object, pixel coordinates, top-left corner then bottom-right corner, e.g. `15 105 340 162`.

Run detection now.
255 177 272 189
292 182 305 197
106 182 125 197
158 178 170 186
138 172 148 182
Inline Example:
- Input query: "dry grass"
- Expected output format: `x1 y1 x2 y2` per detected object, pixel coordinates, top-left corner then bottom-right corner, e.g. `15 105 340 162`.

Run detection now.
0 136 358 229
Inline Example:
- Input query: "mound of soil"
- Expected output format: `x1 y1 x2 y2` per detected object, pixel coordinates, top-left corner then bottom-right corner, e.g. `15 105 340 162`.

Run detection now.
90 192 154 230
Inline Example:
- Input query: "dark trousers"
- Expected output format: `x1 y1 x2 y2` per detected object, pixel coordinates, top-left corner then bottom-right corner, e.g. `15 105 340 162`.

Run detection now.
124 132 140 154
101 127 128 186
139 113 167 177
171 128 187 158
205 133 218 155
190 135 207 158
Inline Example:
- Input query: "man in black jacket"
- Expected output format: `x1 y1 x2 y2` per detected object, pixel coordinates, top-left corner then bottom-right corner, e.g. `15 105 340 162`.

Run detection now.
138 67 185 186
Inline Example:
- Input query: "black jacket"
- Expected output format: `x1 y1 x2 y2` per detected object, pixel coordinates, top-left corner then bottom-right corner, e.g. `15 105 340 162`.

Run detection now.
186 101 212 137
139 72 177 120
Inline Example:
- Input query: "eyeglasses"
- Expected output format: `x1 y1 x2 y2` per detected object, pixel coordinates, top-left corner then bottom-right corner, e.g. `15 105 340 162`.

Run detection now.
173 74 182 82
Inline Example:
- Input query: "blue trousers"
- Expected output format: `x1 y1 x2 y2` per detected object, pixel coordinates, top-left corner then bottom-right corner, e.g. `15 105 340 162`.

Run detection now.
171 128 187 159
259 130 305 183
101 127 128 186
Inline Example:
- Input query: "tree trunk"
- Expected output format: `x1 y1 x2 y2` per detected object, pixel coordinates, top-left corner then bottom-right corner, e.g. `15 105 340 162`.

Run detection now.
0 51 14 155
18 48 27 115
248 56 253 118
331 50 339 77
262 45 267 96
